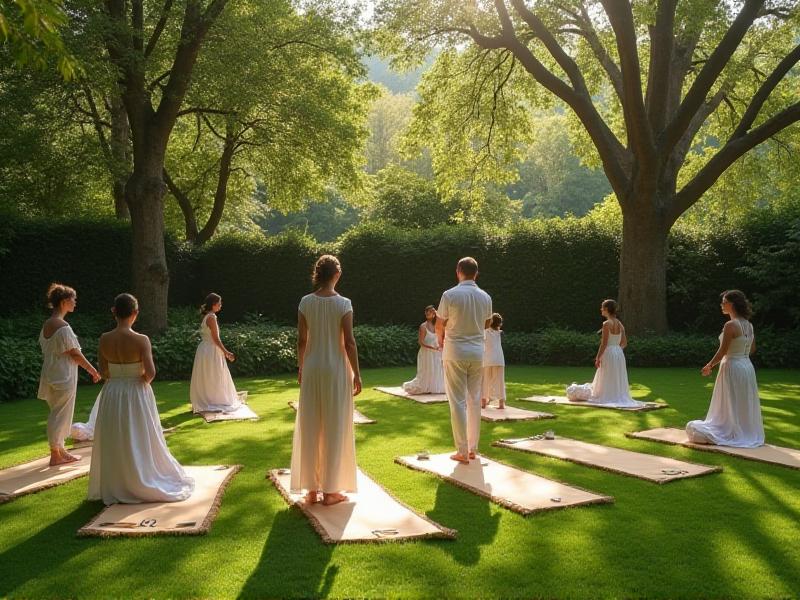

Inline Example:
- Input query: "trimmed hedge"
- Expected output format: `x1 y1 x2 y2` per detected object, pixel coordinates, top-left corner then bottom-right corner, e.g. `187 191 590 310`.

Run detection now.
2 211 799 332
3 321 798 402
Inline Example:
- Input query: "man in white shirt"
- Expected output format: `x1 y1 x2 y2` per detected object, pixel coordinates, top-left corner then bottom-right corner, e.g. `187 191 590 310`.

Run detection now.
436 257 493 463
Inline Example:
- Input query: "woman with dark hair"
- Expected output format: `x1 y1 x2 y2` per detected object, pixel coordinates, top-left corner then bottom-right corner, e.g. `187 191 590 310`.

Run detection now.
569 299 645 408
402 305 444 394
686 290 764 447
38 283 101 465
189 293 245 414
290 255 361 506
88 293 194 504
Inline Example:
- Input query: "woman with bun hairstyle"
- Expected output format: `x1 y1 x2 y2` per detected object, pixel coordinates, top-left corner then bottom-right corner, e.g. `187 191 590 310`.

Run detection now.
88 293 194 504
290 255 361 506
190 292 245 414
38 283 100 466
686 290 764 447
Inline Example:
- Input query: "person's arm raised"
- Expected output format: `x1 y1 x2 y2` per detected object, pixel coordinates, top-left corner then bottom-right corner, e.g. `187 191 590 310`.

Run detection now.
342 311 361 396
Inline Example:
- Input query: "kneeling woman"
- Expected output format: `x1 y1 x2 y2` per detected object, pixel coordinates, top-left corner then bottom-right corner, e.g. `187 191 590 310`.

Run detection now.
88 294 194 504
686 290 764 447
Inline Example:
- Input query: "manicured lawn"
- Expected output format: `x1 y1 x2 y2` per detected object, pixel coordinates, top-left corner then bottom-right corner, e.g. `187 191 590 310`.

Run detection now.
1 366 799 598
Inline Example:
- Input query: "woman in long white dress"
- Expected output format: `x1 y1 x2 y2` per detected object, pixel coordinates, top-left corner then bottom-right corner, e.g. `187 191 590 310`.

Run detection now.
686 290 764 447
402 305 444 394
88 293 194 505
38 283 101 465
481 313 506 409
586 299 644 408
291 255 361 506
190 293 244 413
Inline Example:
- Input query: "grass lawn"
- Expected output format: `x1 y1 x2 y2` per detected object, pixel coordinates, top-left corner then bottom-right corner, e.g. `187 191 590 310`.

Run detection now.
1 365 799 598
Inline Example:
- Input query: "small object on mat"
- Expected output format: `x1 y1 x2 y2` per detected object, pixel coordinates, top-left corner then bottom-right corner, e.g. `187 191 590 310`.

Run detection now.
372 529 400 538
544 430 556 440
551 497 562 503
416 450 430 460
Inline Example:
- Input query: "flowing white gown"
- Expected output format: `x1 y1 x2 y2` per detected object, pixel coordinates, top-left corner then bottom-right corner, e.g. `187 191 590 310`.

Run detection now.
587 331 645 408
290 294 357 494
88 362 194 505
686 319 764 447
403 325 445 394
190 314 243 413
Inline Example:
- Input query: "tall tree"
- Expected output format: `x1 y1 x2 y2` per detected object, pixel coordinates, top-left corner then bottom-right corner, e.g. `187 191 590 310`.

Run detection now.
100 0 229 333
377 0 800 332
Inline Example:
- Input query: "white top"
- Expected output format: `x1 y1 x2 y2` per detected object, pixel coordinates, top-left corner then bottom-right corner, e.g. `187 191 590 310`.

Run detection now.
438 280 493 362
483 328 505 367
38 325 81 401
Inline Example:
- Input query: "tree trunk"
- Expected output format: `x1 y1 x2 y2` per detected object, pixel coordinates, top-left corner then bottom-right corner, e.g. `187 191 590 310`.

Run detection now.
125 156 169 335
110 93 131 220
195 126 236 245
618 203 671 335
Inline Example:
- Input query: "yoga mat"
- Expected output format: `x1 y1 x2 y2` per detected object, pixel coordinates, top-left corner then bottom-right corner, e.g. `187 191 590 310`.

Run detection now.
493 436 721 483
395 453 612 515
481 405 555 422
375 386 447 404
78 465 241 537
199 403 259 423
627 428 800 471
0 446 92 504
288 401 376 425
269 468 456 543
521 395 667 412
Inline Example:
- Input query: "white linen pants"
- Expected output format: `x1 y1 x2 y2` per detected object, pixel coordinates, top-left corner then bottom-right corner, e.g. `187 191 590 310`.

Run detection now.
444 359 483 456
43 387 76 449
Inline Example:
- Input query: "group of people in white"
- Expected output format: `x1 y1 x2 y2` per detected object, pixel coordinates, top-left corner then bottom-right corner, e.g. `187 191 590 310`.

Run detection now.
37 256 765 508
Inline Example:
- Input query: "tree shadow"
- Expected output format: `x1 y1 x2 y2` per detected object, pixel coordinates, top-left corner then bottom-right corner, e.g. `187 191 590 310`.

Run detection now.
236 509 335 598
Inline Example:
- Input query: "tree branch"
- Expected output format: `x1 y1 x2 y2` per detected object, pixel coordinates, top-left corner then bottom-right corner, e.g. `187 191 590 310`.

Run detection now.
672 100 800 220
645 0 677 134
145 0 174 58
570 2 624 105
660 0 765 155
163 168 199 242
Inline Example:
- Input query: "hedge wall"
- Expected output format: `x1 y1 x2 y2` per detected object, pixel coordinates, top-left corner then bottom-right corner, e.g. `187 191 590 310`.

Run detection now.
2 214 797 333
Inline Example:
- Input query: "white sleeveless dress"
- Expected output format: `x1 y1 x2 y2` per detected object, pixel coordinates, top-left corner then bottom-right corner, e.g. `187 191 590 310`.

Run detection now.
481 328 506 401
686 319 764 447
189 314 244 413
290 294 357 494
88 362 194 505
588 330 644 408
403 325 445 394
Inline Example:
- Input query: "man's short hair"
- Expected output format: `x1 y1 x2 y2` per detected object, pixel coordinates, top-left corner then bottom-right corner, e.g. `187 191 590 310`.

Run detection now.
456 257 479 277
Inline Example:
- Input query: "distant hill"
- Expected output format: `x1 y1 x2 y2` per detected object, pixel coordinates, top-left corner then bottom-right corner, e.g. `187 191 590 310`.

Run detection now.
363 53 436 94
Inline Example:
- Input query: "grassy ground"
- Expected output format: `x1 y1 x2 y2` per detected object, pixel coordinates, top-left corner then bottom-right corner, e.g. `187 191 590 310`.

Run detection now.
1 365 799 598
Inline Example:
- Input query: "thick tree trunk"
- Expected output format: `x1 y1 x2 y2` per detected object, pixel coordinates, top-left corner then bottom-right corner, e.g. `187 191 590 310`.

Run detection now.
110 93 131 220
618 204 671 335
126 155 169 335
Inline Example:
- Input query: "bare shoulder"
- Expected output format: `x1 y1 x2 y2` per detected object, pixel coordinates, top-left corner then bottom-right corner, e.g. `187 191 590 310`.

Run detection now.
134 331 152 348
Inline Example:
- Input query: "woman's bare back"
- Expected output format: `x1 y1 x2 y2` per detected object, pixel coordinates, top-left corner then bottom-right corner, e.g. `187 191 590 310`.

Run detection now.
100 329 148 364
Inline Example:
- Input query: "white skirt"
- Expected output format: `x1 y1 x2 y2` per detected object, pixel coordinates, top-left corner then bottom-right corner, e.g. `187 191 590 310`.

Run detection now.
88 377 194 505
481 366 505 401
686 356 764 447
190 340 243 413
403 347 445 394
588 346 644 408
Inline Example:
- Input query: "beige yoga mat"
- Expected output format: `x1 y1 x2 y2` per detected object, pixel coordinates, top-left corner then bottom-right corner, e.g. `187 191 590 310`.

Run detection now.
288 401 376 425
375 386 448 404
481 405 555 422
493 436 721 483
269 468 456 543
395 453 612 515
627 428 800 470
78 464 241 537
0 446 93 504
199 401 259 423
521 395 667 412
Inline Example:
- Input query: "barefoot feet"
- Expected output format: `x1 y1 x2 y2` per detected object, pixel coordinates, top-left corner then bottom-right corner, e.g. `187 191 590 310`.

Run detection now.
49 448 80 467
322 492 348 506
305 490 320 504
449 453 469 464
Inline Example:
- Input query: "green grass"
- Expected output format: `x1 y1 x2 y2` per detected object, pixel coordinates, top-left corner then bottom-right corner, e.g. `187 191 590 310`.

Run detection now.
1 366 799 598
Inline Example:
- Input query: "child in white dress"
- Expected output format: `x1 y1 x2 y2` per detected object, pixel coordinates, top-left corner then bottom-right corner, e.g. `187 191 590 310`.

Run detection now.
481 313 506 409
190 293 245 413
686 290 764 447
88 293 194 504
403 305 445 394
38 283 101 466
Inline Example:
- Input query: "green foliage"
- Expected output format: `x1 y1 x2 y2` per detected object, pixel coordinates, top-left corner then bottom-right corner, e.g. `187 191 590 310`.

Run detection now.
0 0 79 79
257 188 362 243
0 337 41 402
